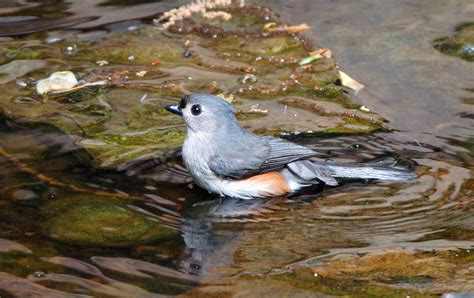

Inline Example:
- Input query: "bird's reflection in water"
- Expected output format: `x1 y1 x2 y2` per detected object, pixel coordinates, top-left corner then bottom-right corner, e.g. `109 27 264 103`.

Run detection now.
179 195 305 275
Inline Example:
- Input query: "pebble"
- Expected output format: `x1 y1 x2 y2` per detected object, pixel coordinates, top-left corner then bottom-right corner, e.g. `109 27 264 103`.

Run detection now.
461 44 474 54
15 80 28 88
183 49 192 57
241 74 257 84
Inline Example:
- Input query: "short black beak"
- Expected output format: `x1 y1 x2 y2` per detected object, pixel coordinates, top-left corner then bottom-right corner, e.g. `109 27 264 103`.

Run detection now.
164 104 183 117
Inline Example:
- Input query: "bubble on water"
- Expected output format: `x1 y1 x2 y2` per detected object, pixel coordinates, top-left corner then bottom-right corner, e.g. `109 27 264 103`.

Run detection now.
33 271 46 278
65 45 77 56
351 143 363 150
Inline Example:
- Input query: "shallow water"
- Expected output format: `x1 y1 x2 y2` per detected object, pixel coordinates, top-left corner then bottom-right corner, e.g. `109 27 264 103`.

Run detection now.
0 1 473 297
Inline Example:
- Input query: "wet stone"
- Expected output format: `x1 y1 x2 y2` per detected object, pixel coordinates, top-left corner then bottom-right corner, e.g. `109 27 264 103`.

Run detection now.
41 196 179 247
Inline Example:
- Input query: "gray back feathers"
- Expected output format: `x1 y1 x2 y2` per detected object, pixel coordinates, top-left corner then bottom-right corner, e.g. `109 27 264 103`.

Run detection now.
181 94 415 185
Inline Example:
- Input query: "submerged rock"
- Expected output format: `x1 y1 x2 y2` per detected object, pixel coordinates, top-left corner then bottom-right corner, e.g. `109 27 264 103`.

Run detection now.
41 196 178 247
434 22 474 61
0 60 46 84
36 71 78 94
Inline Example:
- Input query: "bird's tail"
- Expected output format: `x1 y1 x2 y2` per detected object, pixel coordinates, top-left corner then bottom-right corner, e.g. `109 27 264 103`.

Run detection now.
324 162 416 181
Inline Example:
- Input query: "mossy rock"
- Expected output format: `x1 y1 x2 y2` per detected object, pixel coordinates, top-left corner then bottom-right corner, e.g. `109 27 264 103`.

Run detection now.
433 22 474 61
42 196 178 247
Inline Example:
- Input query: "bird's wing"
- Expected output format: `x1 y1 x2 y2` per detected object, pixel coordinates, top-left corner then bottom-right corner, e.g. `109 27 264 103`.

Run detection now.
260 137 322 171
287 159 338 186
208 135 321 179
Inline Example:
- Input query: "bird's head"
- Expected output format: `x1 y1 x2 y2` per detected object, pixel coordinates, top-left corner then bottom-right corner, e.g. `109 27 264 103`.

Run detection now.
165 93 238 134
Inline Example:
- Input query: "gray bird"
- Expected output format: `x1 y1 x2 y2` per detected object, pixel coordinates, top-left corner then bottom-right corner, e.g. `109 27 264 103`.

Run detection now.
165 94 416 199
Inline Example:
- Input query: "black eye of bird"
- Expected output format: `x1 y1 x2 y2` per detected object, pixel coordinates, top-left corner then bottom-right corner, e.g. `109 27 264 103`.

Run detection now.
191 104 201 116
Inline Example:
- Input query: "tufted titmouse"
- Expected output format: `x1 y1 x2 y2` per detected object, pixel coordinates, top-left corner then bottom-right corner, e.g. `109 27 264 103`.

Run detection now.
165 94 416 199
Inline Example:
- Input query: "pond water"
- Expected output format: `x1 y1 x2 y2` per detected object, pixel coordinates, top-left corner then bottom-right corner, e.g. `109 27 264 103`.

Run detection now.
0 1 472 297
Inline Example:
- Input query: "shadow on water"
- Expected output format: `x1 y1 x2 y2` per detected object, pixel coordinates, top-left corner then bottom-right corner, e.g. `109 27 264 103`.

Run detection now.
0 0 473 297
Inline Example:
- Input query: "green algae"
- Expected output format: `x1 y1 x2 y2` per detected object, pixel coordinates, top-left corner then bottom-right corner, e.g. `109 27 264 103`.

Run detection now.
264 250 473 297
74 29 198 67
416 227 474 242
205 34 307 59
0 253 64 277
269 268 429 298
433 22 474 61
0 44 52 65
41 195 178 247
324 116 383 134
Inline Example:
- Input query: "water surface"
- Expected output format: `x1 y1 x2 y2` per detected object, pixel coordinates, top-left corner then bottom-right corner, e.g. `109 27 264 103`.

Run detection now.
0 0 473 296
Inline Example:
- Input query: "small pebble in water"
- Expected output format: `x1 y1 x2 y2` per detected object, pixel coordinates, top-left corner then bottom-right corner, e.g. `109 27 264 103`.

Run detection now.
241 74 257 84
183 49 192 57
96 60 109 66
45 37 61 44
460 44 474 54
128 55 135 61
15 80 28 88
33 271 46 278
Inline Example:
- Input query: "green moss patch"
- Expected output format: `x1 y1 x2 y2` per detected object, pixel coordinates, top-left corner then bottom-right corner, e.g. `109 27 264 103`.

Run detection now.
41 196 178 247
434 22 474 61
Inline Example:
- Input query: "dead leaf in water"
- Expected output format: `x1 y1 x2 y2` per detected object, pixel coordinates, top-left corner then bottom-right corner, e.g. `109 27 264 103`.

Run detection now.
338 71 364 92
216 93 235 103
264 22 310 33
299 54 323 66
309 48 333 58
